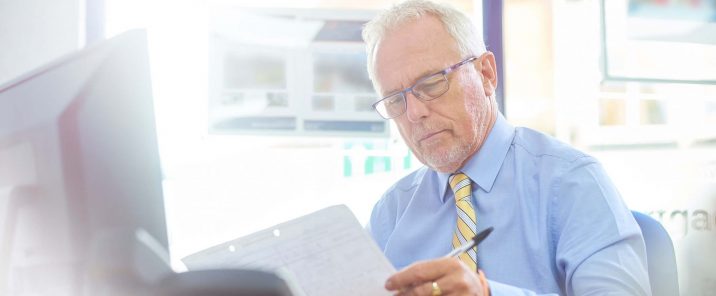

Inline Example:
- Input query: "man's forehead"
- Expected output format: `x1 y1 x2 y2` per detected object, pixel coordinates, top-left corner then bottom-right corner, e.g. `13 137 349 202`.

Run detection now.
372 17 460 94
377 16 452 56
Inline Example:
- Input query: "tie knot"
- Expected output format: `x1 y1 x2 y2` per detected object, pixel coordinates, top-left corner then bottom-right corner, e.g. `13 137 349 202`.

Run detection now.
449 172 472 201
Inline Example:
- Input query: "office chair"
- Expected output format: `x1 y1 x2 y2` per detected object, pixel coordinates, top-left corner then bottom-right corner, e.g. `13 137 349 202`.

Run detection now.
632 211 679 296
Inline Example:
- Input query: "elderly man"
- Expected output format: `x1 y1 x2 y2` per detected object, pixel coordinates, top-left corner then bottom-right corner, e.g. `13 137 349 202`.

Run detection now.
363 1 651 295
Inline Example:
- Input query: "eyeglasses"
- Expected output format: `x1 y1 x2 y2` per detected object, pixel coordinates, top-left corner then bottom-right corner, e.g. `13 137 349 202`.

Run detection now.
372 56 477 119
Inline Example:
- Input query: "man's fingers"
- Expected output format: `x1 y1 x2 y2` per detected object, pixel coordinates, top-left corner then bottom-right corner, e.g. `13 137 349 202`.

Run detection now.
395 272 474 296
395 280 440 296
385 258 462 291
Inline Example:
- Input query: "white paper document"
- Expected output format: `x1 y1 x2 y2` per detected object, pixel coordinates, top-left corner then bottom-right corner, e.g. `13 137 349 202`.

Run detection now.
182 205 396 296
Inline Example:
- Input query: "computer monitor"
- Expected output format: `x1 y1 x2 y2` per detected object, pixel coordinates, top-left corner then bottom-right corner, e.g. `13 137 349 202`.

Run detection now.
0 30 169 295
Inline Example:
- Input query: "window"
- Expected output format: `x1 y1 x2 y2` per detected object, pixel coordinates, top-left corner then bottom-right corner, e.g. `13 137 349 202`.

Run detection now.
208 10 385 136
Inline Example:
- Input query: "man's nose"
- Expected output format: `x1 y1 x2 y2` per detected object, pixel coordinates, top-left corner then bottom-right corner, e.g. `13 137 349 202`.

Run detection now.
404 92 430 123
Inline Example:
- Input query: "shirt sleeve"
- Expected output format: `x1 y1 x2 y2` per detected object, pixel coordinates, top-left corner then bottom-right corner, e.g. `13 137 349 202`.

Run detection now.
484 157 651 296
552 157 651 296
488 280 559 295
366 193 396 251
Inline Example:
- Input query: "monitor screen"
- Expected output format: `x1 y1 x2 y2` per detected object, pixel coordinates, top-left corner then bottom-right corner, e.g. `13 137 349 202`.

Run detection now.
0 29 168 295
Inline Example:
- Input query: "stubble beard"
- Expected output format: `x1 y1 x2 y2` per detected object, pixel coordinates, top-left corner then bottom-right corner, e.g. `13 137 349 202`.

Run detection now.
418 92 486 173
419 134 472 173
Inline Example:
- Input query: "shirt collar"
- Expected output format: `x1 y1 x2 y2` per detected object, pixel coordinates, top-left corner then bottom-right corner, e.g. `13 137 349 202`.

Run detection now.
437 112 515 202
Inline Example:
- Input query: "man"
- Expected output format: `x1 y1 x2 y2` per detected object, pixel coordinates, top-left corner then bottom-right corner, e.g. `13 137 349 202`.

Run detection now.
362 1 652 295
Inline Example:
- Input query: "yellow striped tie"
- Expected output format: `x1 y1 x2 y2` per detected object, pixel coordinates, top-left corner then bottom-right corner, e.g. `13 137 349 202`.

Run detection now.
449 172 477 271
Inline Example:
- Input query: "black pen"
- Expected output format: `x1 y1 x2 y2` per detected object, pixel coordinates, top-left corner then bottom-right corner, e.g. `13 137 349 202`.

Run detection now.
444 227 494 258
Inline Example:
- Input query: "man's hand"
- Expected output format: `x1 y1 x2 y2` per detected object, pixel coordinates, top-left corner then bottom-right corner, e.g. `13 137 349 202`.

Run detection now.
385 257 489 296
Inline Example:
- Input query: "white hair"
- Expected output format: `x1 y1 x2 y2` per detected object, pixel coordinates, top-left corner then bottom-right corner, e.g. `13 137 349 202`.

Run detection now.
362 0 487 82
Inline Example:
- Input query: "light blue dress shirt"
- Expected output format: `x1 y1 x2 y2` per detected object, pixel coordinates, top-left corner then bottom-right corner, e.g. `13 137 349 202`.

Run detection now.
367 113 651 295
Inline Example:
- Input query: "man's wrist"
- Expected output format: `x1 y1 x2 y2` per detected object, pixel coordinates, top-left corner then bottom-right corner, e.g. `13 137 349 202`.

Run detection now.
478 269 490 296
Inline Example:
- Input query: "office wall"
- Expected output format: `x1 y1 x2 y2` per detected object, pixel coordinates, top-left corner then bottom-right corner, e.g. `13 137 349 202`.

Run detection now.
0 0 81 85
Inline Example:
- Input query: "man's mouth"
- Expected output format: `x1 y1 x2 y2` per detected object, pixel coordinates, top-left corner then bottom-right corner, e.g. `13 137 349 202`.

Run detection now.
418 130 446 143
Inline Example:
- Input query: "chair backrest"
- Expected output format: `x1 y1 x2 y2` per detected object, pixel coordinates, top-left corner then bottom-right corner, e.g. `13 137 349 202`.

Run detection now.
632 211 680 296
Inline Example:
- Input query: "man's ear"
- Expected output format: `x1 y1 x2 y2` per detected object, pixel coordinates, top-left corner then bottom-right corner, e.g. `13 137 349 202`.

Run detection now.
475 52 498 97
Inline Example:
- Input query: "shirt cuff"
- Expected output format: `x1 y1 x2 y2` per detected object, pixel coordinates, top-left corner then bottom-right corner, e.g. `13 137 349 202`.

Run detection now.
487 280 559 296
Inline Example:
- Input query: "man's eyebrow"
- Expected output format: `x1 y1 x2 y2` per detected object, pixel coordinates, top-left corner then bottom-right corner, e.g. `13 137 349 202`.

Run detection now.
380 67 443 98
381 88 401 98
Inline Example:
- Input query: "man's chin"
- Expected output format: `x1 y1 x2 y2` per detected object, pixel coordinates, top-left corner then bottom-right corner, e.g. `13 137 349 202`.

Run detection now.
422 153 462 173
